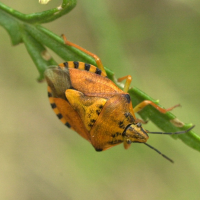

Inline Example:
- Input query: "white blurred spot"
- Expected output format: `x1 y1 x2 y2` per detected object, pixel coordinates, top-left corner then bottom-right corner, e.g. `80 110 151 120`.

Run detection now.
39 0 51 5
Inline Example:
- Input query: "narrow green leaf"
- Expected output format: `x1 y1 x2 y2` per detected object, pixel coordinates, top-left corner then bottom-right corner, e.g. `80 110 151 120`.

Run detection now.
0 1 76 24
24 25 96 64
22 31 57 80
0 9 22 45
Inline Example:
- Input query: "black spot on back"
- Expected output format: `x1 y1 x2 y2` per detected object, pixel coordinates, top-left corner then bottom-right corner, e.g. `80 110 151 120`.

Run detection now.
96 104 104 115
91 119 96 123
124 94 131 103
124 112 135 122
85 63 91 71
48 92 52 97
111 132 121 138
96 109 101 115
64 62 68 68
65 122 71 128
88 119 96 128
95 68 102 75
57 113 63 119
99 105 103 109
73 61 79 68
118 121 125 129
51 103 56 109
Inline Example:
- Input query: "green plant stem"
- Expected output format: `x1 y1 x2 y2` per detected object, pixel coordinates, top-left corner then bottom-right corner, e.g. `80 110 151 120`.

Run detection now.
0 0 76 24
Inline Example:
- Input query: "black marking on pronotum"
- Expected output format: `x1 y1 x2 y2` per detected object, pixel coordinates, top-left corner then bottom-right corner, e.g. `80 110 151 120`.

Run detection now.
124 94 131 103
51 103 56 109
65 122 71 128
57 113 63 119
63 62 68 68
95 68 102 75
124 112 135 122
73 61 79 68
85 63 91 71
48 92 52 97
118 121 125 129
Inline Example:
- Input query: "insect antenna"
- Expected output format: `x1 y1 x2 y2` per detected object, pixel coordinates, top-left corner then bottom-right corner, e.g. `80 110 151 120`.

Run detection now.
147 125 195 135
144 143 174 163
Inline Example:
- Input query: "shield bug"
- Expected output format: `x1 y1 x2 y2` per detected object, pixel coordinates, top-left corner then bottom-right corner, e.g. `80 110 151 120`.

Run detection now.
44 35 194 163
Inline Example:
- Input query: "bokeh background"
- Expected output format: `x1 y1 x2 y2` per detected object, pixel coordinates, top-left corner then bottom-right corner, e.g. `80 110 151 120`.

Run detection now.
0 0 200 199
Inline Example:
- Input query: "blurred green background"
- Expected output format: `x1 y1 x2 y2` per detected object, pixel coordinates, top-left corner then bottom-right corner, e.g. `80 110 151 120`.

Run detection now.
0 0 200 199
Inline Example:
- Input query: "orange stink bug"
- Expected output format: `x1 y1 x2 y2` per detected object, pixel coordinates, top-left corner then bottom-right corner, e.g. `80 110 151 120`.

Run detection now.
45 35 194 163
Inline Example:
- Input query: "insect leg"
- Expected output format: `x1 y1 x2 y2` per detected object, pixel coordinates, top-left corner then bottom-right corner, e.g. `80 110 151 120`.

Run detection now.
117 75 132 93
62 35 107 75
117 75 179 115
133 100 180 114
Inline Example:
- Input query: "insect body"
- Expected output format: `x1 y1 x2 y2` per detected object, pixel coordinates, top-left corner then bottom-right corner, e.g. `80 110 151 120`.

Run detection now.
45 61 145 151
45 35 194 162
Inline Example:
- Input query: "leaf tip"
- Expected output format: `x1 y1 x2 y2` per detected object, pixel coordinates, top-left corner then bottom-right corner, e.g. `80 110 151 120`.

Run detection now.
170 118 184 128
39 0 51 5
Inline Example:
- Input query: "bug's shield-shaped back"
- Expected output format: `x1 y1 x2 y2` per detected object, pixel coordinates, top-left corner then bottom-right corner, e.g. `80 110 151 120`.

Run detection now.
65 89 107 132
